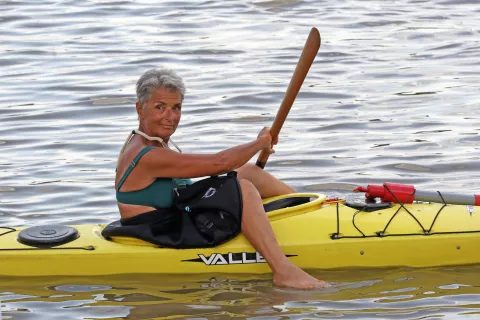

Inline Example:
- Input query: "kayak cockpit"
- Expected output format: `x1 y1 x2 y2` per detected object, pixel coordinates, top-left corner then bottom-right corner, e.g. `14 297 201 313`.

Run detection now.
101 193 326 246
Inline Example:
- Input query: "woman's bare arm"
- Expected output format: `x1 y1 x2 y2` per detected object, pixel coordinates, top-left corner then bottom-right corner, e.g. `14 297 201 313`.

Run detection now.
141 128 274 179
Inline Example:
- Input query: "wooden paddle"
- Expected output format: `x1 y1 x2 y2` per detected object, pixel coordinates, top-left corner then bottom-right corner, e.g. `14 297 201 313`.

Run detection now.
256 27 321 169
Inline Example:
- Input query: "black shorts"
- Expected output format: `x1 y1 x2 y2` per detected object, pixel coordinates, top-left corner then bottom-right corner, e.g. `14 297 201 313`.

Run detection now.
117 172 243 249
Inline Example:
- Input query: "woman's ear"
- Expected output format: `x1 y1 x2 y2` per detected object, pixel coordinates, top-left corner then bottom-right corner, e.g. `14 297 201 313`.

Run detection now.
136 102 144 119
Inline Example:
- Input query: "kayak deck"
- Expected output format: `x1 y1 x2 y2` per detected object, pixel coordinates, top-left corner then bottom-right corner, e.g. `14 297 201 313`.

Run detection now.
1 193 479 276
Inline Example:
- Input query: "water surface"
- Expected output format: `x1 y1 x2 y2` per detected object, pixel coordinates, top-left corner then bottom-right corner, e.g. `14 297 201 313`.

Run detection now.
1 0 479 318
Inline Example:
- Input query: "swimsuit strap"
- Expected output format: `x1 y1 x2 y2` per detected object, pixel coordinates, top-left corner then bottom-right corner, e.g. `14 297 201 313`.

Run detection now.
117 146 156 191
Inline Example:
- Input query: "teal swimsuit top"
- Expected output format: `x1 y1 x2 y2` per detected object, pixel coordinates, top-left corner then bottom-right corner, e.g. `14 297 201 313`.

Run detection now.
116 146 192 208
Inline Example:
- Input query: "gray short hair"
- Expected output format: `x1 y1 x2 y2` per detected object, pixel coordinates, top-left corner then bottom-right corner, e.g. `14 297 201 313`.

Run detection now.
136 68 186 108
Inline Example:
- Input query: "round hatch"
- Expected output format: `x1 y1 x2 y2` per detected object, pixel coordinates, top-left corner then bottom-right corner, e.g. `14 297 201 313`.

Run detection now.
18 225 79 247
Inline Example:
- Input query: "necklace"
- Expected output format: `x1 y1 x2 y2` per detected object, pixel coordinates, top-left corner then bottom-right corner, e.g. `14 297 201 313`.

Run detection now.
116 129 182 170
131 129 182 153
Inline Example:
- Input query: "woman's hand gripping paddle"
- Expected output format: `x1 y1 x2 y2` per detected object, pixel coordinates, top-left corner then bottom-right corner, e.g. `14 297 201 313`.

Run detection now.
256 27 321 169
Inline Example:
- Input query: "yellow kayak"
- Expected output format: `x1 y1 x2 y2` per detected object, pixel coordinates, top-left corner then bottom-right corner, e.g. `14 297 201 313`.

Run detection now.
1 193 479 277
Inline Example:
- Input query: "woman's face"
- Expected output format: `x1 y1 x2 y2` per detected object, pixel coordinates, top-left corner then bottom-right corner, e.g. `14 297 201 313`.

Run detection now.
137 87 182 141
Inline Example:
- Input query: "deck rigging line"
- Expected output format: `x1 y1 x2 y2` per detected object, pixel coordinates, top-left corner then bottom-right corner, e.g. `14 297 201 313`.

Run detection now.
331 190 480 240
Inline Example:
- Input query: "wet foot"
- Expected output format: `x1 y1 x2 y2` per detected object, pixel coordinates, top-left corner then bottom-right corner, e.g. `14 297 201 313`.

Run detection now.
272 262 329 290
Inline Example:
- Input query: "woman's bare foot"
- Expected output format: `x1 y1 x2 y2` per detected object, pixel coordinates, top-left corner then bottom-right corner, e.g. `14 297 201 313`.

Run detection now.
272 261 329 290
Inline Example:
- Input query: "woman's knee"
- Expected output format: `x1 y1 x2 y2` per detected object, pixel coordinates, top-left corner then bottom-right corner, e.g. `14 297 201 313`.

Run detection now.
238 179 261 200
237 163 259 180
238 179 264 222
238 178 256 192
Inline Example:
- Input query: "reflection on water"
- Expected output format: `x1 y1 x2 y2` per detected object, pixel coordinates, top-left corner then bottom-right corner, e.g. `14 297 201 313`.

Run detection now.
2 267 480 319
0 0 479 318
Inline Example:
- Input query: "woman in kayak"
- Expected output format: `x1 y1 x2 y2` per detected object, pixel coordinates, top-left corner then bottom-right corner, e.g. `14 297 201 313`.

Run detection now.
115 68 328 290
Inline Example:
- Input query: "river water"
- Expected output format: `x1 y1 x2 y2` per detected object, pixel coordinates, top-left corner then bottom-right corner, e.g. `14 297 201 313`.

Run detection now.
1 0 479 319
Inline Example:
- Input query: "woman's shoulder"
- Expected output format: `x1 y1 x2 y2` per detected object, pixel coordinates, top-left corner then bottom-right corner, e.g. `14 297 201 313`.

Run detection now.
117 141 153 172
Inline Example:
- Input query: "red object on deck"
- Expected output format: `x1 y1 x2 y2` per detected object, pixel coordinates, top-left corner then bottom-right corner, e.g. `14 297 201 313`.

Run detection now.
354 183 416 203
476 194 480 206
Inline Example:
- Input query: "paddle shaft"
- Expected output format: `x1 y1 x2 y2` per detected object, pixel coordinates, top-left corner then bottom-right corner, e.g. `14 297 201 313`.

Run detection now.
256 27 321 169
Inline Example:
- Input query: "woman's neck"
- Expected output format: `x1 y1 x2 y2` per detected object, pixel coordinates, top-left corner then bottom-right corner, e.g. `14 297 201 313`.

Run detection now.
135 128 169 148
134 124 181 152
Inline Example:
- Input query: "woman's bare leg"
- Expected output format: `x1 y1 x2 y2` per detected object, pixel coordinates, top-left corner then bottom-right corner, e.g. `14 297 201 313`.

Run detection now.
238 179 328 289
237 163 295 198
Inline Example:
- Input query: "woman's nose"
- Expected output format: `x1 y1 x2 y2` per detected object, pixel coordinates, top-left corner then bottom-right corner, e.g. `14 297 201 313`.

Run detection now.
164 108 176 120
